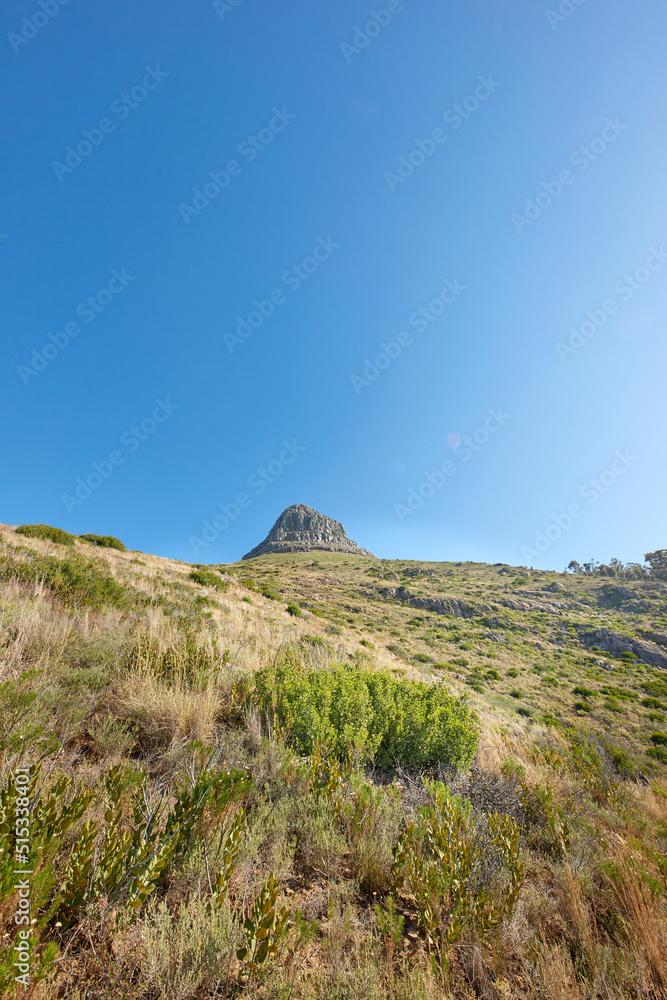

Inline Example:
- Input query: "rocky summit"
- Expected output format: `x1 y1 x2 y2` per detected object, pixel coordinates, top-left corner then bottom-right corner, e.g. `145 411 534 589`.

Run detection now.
242 504 374 560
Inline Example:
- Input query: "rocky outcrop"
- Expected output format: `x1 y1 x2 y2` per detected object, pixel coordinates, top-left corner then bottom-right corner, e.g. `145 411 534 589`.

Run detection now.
242 505 374 560
583 627 667 670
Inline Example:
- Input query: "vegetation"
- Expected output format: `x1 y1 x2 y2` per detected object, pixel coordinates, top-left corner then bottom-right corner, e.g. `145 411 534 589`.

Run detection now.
0 524 666 998
79 532 127 551
15 523 75 546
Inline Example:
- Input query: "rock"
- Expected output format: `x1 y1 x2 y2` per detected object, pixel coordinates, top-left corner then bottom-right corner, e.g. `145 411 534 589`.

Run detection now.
242 504 374 560
546 582 565 592
584 627 667 670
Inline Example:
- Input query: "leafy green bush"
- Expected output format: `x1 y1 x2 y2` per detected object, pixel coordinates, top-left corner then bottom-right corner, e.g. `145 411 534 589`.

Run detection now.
574 701 593 713
507 668 519 678
414 652 431 663
79 533 126 551
16 524 75 546
359 639 374 649
485 669 501 681
509 689 524 700
642 697 666 710
189 569 228 590
259 584 279 600
286 603 302 617
573 686 596 698
650 732 667 746
647 746 667 764
253 661 479 771
0 552 136 610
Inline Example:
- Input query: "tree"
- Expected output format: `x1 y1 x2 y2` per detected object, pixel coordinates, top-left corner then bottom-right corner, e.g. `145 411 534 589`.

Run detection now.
645 550 667 580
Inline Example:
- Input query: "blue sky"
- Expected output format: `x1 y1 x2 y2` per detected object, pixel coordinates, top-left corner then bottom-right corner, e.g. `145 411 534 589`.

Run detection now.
2 0 666 569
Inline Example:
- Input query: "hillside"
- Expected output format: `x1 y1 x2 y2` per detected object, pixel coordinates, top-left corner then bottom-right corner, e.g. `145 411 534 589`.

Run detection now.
1 523 666 999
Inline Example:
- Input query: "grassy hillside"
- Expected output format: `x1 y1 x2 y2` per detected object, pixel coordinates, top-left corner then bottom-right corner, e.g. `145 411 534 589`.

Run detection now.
0 524 666 999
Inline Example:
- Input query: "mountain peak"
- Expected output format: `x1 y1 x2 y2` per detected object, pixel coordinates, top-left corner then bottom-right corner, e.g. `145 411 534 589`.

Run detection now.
242 504 374 560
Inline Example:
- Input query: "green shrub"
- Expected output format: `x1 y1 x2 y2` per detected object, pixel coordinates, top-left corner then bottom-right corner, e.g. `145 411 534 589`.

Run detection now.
79 533 126 551
16 524 75 546
0 552 136 610
360 639 374 649
507 668 519 678
485 669 501 681
573 686 596 698
253 661 479 771
517 706 532 717
509 689 524 700
574 701 593 714
647 746 667 764
286 602 302 617
414 652 431 663
650 732 667 746
259 584 279 600
642 697 666 710
189 570 227 590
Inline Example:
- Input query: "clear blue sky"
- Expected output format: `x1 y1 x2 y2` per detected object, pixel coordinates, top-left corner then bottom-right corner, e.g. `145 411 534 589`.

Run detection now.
2 0 666 569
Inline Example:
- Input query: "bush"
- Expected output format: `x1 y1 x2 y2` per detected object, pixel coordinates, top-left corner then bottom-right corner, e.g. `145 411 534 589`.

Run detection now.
573 686 596 698
360 639 374 649
286 603 302 617
259 584 279 600
647 746 667 764
650 732 667 746
642 697 666 710
414 652 431 663
574 701 593 714
509 689 524 699
79 533 126 551
485 669 501 681
253 661 479 771
507 668 519 678
189 570 227 590
0 552 136 610
16 524 75 546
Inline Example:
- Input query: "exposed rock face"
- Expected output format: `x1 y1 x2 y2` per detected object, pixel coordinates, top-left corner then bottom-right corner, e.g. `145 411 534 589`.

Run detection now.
242 505 374 560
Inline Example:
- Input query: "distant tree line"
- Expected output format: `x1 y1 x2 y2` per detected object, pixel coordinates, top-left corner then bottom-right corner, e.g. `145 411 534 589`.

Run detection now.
566 550 667 580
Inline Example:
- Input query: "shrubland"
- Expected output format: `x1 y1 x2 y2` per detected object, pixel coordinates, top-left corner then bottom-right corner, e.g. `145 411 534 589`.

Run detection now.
0 524 666 998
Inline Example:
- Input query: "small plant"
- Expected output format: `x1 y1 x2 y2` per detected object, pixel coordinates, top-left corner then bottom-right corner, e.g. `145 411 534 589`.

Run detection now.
374 893 404 953
517 706 532 717
189 569 227 589
507 668 519 678
79 533 126 551
642 697 666 710
286 602 302 617
242 596 253 604
16 523 75 546
414 652 431 663
485 668 501 680
360 639 375 649
573 686 596 698
236 873 289 979
650 732 667 746
574 701 593 713
509 689 524 700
